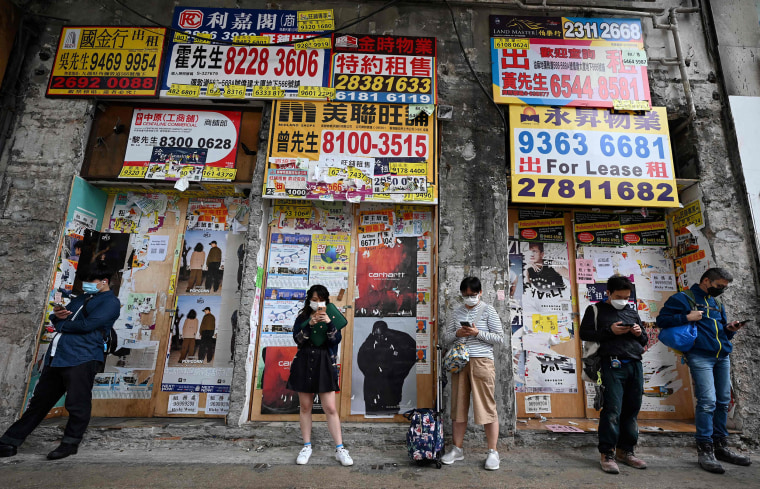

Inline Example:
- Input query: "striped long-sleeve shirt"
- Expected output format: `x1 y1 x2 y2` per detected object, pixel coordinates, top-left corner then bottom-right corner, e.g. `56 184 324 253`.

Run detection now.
443 301 504 359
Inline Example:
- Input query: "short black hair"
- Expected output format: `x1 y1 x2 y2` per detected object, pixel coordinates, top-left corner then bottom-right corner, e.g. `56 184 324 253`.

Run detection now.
210 241 217 245
460 276 482 294
528 242 544 253
203 307 211 312
607 275 634 293
700 267 733 283
85 262 112 282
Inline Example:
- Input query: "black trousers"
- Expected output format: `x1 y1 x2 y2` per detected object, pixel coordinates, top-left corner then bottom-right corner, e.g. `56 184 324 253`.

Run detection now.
198 330 216 363
0 360 101 447
205 262 221 291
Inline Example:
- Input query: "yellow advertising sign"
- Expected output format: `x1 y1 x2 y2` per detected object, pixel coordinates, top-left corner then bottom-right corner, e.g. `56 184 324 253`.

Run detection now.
223 84 246 99
252 86 285 98
294 38 332 50
510 105 679 208
297 86 336 99
297 9 335 32
493 38 530 50
532 314 559 334
166 83 200 97
202 167 237 181
232 35 270 45
265 101 437 204
47 26 166 97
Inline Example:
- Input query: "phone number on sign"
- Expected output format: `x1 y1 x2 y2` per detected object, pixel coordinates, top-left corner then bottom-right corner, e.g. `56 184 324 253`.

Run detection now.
515 178 675 204
542 75 643 101
50 76 156 91
321 130 428 157
222 47 320 77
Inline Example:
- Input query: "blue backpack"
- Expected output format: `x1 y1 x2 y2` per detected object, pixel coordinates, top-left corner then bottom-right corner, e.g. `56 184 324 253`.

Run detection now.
404 408 444 468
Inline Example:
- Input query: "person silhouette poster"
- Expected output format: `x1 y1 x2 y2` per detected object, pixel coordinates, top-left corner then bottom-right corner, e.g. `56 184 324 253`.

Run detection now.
351 317 417 416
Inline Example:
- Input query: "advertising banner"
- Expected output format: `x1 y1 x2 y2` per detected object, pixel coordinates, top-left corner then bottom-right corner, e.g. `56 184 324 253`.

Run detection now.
331 33 437 104
517 209 565 242
510 105 679 208
162 6 331 100
355 237 417 317
490 16 650 108
47 26 166 97
265 100 437 203
120 109 242 182
620 212 668 246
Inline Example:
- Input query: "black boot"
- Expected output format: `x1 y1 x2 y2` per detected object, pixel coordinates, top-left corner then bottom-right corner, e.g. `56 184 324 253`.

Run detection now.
714 438 752 466
697 442 725 474
0 442 17 457
46 442 78 460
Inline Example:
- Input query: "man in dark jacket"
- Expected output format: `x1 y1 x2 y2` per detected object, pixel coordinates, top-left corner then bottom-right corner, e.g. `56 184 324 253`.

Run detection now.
580 275 648 474
657 268 751 474
357 320 416 415
0 263 120 460
205 240 223 291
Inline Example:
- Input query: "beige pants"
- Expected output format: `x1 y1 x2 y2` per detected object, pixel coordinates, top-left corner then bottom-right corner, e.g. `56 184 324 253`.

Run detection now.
450 357 498 425
179 338 196 362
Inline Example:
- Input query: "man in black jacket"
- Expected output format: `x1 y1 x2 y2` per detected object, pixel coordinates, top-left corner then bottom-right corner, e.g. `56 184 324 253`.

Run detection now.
580 275 648 475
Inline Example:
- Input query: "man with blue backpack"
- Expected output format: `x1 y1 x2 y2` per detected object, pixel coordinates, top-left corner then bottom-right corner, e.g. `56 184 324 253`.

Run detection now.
657 268 751 474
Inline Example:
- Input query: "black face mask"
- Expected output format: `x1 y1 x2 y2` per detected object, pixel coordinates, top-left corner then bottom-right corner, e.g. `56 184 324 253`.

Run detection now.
707 287 725 297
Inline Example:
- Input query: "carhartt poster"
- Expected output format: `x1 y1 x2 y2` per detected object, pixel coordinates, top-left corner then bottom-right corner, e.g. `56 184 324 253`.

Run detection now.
355 237 417 317
351 317 417 416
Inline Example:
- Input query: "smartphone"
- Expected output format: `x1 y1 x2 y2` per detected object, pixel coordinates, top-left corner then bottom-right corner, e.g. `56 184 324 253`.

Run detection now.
621 323 635 327
317 301 327 313
49 301 65 309
460 321 471 327
738 319 754 325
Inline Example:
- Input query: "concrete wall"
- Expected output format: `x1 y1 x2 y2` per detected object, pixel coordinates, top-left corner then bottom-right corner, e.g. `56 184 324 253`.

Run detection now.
0 0 758 445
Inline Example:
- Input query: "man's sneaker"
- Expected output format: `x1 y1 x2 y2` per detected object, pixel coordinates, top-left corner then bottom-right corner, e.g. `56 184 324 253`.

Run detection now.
0 443 17 458
697 442 725 474
296 445 312 465
441 446 464 465
484 449 500 470
714 438 752 466
615 448 647 469
335 447 353 466
46 442 78 460
600 452 620 474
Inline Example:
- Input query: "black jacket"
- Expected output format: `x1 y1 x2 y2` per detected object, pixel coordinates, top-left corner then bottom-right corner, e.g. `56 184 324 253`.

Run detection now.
579 301 648 361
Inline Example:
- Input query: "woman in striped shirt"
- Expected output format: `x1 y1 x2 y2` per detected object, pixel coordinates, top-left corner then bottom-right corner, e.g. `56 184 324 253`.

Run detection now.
441 277 505 471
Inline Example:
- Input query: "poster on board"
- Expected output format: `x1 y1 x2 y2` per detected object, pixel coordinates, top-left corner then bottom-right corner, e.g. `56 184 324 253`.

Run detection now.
351 317 417 416
355 237 417 317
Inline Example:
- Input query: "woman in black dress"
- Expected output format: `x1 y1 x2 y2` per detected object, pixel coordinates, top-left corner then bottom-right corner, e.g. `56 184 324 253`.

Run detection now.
287 284 352 466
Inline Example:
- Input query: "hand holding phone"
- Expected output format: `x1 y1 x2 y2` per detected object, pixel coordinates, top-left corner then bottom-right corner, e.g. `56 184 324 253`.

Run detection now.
49 301 65 310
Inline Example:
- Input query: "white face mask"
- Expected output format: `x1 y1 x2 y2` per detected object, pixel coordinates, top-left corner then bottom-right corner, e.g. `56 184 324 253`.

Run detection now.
463 295 480 307
610 299 629 310
310 301 326 311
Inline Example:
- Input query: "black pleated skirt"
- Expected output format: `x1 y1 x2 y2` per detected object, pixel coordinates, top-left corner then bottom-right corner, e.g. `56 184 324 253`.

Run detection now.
286 345 340 394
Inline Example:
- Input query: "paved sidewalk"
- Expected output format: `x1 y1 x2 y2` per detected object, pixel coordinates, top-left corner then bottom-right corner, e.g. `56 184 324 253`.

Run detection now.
0 444 757 488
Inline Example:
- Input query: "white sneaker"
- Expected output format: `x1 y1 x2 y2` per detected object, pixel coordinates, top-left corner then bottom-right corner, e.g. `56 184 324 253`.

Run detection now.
335 447 353 466
441 446 464 465
296 445 312 465
484 449 500 470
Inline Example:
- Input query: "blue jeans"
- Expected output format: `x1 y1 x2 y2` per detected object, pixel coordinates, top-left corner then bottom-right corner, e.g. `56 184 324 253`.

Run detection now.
598 360 643 453
685 351 731 444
